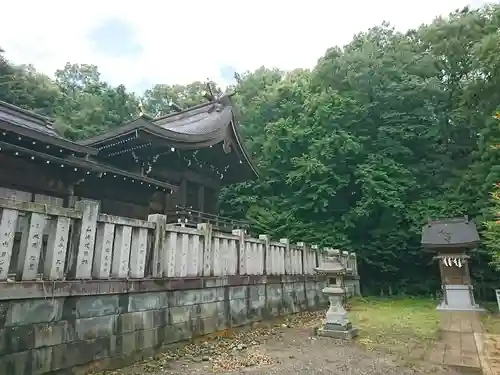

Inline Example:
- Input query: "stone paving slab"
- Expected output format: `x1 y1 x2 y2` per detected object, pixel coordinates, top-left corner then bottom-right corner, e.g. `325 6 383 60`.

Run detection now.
428 312 483 374
440 312 483 334
474 332 500 375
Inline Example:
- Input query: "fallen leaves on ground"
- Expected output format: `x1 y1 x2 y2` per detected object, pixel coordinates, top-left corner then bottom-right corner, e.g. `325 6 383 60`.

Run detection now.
280 310 325 329
94 310 327 374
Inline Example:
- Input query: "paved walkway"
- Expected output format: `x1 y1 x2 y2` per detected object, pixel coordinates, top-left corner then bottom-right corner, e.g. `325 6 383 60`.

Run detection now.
427 311 499 375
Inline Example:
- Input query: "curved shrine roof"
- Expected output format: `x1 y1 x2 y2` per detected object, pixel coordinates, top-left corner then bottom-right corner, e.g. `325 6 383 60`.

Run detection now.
78 96 259 182
421 216 480 249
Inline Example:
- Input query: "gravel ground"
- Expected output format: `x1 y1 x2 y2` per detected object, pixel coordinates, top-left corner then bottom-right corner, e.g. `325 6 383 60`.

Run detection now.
102 312 460 375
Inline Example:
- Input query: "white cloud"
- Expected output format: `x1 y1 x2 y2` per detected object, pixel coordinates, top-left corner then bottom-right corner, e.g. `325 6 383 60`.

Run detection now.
0 0 492 91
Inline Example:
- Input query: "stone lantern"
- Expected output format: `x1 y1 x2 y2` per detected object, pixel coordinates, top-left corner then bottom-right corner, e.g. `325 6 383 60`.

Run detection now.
315 248 358 339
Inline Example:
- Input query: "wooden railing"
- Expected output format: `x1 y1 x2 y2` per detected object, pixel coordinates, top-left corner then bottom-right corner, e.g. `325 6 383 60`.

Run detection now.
0 198 359 281
166 205 250 233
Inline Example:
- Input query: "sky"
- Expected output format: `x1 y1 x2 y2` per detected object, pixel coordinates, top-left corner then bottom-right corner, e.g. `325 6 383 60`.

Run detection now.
0 0 494 93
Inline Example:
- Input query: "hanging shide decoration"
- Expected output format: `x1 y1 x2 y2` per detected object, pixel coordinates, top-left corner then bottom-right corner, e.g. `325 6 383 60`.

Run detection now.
442 257 463 268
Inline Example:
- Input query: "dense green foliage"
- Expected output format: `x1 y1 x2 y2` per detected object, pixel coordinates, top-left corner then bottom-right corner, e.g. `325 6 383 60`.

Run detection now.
2 5 500 297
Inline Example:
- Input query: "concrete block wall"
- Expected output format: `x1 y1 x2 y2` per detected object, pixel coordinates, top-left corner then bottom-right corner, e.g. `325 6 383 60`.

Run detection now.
0 275 327 375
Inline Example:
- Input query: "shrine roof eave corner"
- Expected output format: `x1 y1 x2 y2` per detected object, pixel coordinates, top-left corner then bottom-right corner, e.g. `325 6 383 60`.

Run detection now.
421 240 480 250
0 100 98 156
230 119 259 180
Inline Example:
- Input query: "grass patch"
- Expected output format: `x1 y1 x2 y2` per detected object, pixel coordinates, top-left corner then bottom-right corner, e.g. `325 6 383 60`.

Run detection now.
480 302 500 334
349 297 440 362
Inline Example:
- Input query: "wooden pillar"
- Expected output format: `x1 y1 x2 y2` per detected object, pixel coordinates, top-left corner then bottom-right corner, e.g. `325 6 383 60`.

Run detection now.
197 185 205 212
214 188 221 214
179 180 187 207
438 257 448 306
463 255 475 305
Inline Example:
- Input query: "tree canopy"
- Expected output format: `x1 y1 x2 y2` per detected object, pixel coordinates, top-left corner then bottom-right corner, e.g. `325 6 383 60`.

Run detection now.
2 4 500 297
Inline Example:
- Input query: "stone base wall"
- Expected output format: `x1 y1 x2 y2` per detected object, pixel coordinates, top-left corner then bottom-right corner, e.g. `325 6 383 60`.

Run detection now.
0 275 327 375
345 279 361 297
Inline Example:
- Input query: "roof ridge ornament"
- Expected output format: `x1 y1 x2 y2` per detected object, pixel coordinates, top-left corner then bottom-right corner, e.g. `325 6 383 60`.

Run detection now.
138 100 154 120
203 80 217 102
168 100 183 113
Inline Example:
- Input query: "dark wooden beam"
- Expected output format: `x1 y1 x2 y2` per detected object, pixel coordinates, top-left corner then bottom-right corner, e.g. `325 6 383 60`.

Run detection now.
197 185 205 212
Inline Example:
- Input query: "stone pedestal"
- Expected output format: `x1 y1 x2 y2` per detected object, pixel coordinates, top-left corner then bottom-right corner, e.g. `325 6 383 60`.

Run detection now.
437 284 485 312
317 287 358 339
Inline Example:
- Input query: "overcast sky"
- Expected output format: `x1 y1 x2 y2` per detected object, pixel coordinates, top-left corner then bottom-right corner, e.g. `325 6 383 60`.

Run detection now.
0 0 493 92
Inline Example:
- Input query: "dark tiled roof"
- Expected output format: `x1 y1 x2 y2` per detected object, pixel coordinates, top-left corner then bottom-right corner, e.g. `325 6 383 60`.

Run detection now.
0 100 59 137
153 102 232 135
0 101 97 155
79 101 233 146
421 217 480 248
77 97 259 180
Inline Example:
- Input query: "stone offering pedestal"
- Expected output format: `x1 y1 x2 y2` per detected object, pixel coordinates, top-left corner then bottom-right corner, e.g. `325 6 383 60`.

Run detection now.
315 249 358 339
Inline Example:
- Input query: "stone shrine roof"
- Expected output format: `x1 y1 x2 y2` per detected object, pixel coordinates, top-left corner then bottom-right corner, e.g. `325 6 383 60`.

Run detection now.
421 216 480 249
315 249 346 274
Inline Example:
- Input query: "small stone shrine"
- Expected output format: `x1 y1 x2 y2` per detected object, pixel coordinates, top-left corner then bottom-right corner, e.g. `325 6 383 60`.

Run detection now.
315 248 358 339
421 216 484 311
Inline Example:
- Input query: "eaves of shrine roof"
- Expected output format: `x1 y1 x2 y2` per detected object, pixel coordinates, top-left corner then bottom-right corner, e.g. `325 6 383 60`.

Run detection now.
78 97 258 178
0 100 98 155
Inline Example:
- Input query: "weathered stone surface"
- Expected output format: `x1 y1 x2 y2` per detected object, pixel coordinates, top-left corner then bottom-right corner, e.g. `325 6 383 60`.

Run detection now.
199 301 219 319
34 321 73 348
318 326 359 339
139 328 159 351
248 294 266 322
117 331 137 356
229 286 248 300
118 309 168 333
0 350 30 375
1 276 328 375
0 276 317 301
32 346 53 374
165 321 192 343
75 315 117 340
6 324 34 353
6 299 63 326
0 301 8 327
170 289 200 307
0 329 5 355
73 295 120 318
230 298 248 327
128 292 168 312
266 283 283 317
200 316 219 335
200 287 224 303
52 336 117 370
169 305 195 324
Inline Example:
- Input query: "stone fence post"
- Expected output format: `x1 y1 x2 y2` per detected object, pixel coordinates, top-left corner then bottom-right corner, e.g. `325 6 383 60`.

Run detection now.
148 214 167 277
199 223 213 276
280 238 291 275
233 229 246 275
69 200 100 279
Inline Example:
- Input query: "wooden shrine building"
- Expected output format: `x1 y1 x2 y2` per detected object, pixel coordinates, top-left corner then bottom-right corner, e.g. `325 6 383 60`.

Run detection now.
421 216 484 311
0 94 257 230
